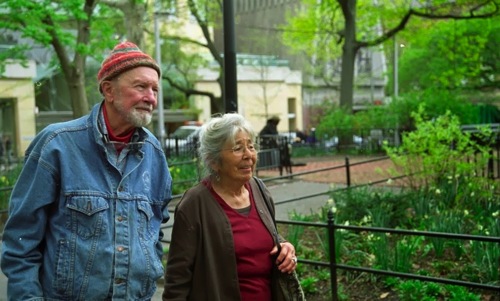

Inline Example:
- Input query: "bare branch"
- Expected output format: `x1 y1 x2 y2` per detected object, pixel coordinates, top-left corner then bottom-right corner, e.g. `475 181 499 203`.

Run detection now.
100 0 127 10
162 35 208 48
359 1 500 48
163 75 216 103
186 0 222 66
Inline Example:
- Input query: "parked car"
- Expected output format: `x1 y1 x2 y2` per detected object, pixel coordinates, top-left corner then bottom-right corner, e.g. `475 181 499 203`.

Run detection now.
324 135 363 148
165 125 201 155
278 132 298 143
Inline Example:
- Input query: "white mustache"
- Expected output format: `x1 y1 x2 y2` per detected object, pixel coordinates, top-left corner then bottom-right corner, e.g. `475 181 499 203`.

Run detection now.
136 106 153 113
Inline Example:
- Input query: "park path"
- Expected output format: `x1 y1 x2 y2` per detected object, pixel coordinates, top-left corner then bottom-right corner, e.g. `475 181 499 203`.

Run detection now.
258 154 406 187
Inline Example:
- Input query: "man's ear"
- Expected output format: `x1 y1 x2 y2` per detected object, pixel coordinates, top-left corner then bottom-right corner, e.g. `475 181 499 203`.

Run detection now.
101 81 114 100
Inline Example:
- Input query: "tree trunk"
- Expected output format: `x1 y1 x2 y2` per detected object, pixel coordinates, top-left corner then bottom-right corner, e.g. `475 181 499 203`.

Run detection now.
338 0 358 146
51 0 96 118
120 1 146 48
338 0 357 112
100 0 146 48
66 64 89 118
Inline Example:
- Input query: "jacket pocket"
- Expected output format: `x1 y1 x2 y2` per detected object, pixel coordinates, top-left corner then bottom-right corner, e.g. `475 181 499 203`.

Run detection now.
137 201 161 241
66 196 110 239
54 239 70 294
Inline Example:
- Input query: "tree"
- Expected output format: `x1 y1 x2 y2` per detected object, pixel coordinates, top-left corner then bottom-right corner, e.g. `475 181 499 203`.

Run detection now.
283 0 500 115
158 0 226 114
100 0 149 49
0 0 126 117
396 16 500 93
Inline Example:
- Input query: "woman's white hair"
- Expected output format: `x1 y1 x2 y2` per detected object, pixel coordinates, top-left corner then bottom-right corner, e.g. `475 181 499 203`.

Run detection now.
198 113 258 178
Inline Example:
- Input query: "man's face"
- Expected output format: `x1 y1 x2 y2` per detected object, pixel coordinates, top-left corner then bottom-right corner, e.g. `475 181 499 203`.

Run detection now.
105 66 159 129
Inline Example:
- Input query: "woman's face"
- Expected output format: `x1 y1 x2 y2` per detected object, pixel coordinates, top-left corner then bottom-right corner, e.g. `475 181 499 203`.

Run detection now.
216 130 257 183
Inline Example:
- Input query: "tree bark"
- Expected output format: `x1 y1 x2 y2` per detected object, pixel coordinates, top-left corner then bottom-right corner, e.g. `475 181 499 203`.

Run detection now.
338 0 358 146
338 0 357 113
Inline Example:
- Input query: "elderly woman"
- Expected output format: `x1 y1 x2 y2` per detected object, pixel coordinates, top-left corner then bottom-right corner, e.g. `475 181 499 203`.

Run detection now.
163 113 297 301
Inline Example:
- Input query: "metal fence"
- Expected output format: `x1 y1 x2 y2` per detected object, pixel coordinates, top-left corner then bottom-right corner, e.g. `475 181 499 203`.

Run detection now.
277 216 499 301
157 154 500 300
257 156 500 300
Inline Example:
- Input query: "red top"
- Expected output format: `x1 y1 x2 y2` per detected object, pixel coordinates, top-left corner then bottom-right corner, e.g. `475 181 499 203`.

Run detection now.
103 105 134 152
204 180 274 301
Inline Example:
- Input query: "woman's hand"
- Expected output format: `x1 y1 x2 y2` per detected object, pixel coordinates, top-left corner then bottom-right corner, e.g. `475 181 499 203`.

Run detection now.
270 242 297 273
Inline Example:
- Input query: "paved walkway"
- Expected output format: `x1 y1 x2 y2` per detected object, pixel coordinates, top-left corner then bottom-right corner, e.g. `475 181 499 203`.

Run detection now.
259 154 405 187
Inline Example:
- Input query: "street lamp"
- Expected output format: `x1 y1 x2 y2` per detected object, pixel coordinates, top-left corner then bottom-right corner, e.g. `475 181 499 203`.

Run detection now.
393 38 405 99
393 37 405 146
154 9 166 149
223 0 238 113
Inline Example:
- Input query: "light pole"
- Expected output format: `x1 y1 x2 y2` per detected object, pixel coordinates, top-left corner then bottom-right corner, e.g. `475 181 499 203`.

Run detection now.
223 0 238 113
393 36 399 99
393 36 402 146
154 9 166 148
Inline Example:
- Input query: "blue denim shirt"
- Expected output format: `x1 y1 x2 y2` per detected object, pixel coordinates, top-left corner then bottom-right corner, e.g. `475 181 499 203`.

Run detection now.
1 103 172 301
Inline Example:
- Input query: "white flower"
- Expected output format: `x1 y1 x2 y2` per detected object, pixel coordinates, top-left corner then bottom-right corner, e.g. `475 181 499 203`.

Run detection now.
435 189 441 195
362 215 370 224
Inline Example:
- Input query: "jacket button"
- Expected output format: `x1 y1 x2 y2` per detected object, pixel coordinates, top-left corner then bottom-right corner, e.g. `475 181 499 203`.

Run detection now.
117 246 124 252
115 278 125 284
117 216 123 222
118 186 124 192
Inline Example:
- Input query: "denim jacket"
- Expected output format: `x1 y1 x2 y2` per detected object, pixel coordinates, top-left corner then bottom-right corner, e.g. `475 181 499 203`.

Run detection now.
1 102 172 301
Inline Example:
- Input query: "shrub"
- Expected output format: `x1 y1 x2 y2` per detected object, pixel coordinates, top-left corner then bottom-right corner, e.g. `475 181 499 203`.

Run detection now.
384 105 497 208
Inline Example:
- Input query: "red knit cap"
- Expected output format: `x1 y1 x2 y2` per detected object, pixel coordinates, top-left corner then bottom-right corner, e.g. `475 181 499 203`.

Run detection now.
97 41 161 93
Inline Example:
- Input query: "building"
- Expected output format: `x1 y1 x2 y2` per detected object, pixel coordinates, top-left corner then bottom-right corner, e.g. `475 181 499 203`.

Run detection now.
194 54 303 134
212 0 388 129
0 60 37 158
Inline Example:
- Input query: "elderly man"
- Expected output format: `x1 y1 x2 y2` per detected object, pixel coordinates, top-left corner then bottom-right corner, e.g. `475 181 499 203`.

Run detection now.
1 41 172 300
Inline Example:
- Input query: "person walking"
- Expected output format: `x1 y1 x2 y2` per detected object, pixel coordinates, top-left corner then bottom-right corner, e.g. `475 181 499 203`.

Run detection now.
259 115 280 149
0 41 172 300
162 113 297 301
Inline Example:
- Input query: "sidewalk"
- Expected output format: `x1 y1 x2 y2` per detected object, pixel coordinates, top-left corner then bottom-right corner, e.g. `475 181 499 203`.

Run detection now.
0 180 331 300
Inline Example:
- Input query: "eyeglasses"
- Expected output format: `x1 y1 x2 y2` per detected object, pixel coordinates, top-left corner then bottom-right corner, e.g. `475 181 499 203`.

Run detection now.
224 144 258 156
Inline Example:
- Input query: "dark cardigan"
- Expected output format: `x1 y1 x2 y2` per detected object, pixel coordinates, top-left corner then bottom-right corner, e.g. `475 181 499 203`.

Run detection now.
162 177 282 301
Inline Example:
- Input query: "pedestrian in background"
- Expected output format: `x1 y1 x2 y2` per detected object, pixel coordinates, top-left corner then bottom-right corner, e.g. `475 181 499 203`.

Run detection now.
163 113 297 301
1 41 172 300
259 115 280 149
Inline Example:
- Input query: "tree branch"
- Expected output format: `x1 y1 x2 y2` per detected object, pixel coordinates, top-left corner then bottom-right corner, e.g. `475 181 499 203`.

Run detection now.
187 0 222 67
359 1 500 49
163 75 216 103
99 0 127 10
161 34 208 48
